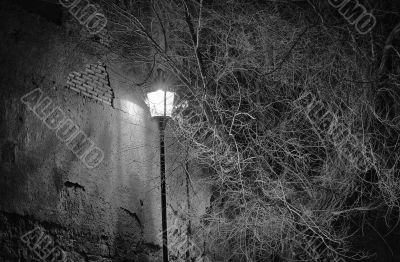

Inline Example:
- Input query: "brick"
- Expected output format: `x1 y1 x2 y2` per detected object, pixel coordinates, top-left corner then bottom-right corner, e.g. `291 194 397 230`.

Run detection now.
98 78 109 84
86 89 98 96
69 86 81 94
72 71 82 76
89 94 112 105
97 74 108 80
82 83 94 90
102 87 113 95
81 90 96 99
94 87 106 93
92 79 102 86
98 94 112 101
99 81 110 86
92 81 103 87
66 81 76 87
102 92 113 99
94 85 109 93
93 78 103 84
90 81 100 87
76 84 88 92
101 98 113 105
72 79 82 85
97 79 108 86
102 100 112 106
84 76 94 82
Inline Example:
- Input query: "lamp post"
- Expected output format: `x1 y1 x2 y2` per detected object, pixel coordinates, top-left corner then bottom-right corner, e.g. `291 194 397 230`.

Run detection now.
145 89 175 262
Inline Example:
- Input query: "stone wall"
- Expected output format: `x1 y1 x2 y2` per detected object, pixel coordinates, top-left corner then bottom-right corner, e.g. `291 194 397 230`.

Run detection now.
0 1 211 261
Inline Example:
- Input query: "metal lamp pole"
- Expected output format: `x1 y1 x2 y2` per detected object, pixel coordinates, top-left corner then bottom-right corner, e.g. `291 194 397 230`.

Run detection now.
160 90 169 262
147 86 174 262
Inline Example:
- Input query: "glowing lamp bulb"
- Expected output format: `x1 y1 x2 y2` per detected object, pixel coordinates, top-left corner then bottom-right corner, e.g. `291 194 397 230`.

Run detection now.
145 90 175 117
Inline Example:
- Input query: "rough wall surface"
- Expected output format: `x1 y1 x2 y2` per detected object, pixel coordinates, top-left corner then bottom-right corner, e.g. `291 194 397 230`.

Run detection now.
0 1 156 261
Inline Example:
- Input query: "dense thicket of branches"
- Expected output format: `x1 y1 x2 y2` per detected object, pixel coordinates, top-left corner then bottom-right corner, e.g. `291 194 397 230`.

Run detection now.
97 0 400 261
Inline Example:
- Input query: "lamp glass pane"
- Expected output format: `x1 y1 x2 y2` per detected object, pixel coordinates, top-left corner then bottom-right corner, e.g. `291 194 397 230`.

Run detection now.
146 90 175 117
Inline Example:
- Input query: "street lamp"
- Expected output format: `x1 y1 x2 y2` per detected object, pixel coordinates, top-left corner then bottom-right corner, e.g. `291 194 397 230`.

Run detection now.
145 87 176 262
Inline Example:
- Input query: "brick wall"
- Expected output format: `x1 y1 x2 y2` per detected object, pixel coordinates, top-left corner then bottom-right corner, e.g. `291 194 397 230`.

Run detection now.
66 62 114 106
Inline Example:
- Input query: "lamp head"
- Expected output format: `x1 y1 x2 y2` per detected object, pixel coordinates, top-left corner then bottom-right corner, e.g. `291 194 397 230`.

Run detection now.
145 90 175 117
